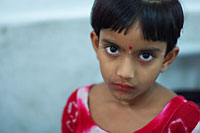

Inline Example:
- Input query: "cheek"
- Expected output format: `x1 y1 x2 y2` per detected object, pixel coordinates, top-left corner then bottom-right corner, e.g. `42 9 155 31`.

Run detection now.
98 56 115 81
138 63 162 85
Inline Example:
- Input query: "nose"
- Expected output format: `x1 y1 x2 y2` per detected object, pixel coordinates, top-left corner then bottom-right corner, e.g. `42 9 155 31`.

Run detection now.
117 56 135 79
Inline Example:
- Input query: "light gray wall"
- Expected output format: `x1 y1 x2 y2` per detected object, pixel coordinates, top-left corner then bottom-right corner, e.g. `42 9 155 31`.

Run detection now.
0 18 102 133
0 0 200 133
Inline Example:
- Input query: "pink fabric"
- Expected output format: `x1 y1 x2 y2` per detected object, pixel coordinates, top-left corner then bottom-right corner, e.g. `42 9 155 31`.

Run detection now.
62 85 200 133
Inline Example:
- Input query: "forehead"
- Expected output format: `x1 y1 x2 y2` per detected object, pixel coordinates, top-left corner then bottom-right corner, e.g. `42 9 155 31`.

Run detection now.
99 25 167 50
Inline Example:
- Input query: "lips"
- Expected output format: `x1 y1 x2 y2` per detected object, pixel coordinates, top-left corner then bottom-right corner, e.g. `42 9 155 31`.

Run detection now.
113 83 134 91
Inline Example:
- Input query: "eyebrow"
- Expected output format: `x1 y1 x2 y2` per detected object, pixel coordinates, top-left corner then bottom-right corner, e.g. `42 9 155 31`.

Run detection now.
101 39 164 53
134 48 163 53
100 39 120 48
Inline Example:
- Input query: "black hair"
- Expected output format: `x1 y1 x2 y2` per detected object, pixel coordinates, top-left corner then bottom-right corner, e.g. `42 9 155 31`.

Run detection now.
90 0 184 55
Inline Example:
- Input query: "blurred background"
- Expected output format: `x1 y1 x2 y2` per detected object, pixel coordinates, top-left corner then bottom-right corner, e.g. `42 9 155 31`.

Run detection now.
0 0 199 132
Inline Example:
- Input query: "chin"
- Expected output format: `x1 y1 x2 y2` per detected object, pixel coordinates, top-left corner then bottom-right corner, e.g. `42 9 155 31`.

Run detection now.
112 90 133 101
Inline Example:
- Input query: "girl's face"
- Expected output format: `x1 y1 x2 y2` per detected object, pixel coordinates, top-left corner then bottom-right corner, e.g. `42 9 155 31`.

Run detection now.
91 25 178 103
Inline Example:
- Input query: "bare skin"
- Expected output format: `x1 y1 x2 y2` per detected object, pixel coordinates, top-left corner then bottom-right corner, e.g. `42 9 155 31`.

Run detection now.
89 82 176 133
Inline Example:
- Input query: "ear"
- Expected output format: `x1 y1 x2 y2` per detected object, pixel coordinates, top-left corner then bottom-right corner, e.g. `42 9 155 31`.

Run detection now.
160 46 179 73
90 31 99 59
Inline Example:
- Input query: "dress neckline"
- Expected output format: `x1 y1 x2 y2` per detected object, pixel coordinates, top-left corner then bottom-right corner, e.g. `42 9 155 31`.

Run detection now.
81 84 186 133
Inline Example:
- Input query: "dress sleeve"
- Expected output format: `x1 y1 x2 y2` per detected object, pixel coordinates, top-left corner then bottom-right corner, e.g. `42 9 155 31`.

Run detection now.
192 121 200 133
62 89 79 133
167 101 200 133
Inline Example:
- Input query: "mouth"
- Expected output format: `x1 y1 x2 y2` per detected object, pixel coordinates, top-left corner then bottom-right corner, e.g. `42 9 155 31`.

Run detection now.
112 83 134 91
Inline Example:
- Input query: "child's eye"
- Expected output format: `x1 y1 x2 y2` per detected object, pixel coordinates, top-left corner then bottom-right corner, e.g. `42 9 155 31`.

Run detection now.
105 46 119 55
139 53 153 61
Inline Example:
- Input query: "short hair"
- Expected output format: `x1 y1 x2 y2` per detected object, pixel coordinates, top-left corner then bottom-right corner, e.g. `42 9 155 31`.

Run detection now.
90 0 184 55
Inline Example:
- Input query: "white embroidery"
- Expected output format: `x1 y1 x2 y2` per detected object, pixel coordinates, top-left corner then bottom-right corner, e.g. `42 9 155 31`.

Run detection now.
183 100 187 103
88 126 108 133
72 118 77 123
66 121 73 132
192 121 200 133
66 101 79 131
75 111 78 117
68 101 78 114
168 118 188 133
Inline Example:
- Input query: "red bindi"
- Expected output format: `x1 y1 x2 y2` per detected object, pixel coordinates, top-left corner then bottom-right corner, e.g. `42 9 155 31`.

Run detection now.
128 46 133 50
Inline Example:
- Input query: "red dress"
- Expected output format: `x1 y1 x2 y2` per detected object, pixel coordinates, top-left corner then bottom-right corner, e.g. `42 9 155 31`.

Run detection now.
62 84 200 133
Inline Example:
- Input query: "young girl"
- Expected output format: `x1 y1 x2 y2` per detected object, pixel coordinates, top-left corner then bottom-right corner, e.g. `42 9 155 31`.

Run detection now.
62 0 200 132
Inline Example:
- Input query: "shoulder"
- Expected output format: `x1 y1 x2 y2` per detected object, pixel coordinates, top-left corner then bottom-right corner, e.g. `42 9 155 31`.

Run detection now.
165 96 200 132
61 84 94 133
63 84 93 108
